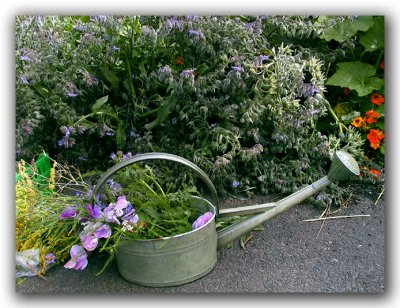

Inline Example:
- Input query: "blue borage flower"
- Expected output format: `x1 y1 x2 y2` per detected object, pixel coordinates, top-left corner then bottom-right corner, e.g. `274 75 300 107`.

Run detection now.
57 126 76 148
231 180 240 188
19 75 29 84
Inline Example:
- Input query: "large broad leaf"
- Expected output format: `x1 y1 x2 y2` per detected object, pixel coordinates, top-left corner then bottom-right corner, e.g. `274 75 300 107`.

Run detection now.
321 16 374 42
359 16 384 52
326 62 383 96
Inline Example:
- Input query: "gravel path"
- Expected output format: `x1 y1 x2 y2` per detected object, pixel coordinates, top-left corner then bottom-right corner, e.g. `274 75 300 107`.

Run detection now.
15 183 384 293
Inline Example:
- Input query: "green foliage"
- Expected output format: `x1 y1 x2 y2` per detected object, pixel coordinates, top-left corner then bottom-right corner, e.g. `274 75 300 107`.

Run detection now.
359 16 384 52
16 15 374 209
326 61 383 96
321 15 385 169
321 16 374 42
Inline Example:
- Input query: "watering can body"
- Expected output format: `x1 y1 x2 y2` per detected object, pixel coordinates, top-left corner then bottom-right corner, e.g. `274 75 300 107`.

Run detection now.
92 151 359 287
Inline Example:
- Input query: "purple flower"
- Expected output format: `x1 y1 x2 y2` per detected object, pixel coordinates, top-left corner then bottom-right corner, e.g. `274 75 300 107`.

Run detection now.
86 204 101 220
255 55 269 66
188 29 199 36
115 195 129 210
64 245 88 270
231 180 240 188
188 29 205 41
58 126 76 148
59 206 77 219
20 55 31 61
57 136 76 148
22 119 33 135
80 233 98 251
159 65 171 75
299 82 320 97
111 45 120 51
192 212 213 230
187 15 200 21
122 152 132 161
94 224 112 238
164 17 181 30
107 179 122 192
19 75 29 84
109 152 117 160
231 66 244 72
44 253 56 265
103 206 120 224
123 213 139 225
180 69 195 78
66 92 78 97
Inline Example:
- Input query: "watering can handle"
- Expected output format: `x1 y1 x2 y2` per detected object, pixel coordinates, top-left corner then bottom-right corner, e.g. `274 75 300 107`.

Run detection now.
92 152 220 214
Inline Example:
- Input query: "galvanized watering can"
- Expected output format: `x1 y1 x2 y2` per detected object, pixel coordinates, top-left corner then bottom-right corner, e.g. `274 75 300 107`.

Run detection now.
92 151 359 287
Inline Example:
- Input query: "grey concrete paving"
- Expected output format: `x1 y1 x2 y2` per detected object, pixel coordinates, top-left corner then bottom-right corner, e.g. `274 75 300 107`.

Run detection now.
15 184 384 293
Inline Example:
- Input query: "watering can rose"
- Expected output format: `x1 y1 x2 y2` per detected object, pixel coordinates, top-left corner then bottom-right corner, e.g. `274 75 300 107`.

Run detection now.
192 212 213 230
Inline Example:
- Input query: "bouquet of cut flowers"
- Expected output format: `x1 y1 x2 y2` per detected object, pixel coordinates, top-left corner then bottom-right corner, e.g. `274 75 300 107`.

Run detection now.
16 154 213 278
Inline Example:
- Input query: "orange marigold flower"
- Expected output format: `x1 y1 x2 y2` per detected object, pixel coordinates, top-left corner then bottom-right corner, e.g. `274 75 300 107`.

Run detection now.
379 59 384 70
366 129 384 150
175 56 183 65
364 110 380 124
370 93 384 105
368 169 381 177
351 116 365 128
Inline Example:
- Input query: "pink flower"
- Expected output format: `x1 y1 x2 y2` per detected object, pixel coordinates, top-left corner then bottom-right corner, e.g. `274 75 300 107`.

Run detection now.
115 195 130 211
80 233 98 251
64 245 88 270
192 212 213 230
94 224 112 238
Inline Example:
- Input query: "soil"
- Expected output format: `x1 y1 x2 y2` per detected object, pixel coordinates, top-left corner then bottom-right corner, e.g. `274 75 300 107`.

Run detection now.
15 182 385 293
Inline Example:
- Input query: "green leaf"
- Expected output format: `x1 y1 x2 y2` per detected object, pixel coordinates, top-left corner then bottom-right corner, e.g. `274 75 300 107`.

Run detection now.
75 118 95 130
326 62 383 96
375 121 384 129
116 122 126 149
334 102 352 117
144 99 175 130
376 104 385 115
80 16 91 23
321 16 374 42
359 16 384 52
100 67 120 91
379 144 385 155
91 95 109 112
195 64 209 75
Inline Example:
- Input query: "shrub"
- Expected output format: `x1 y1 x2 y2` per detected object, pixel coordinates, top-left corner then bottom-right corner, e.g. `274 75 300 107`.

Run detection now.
16 16 368 207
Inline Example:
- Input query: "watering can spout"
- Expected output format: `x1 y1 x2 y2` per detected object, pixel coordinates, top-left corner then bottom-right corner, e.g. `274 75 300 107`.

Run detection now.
327 150 360 182
216 151 360 249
